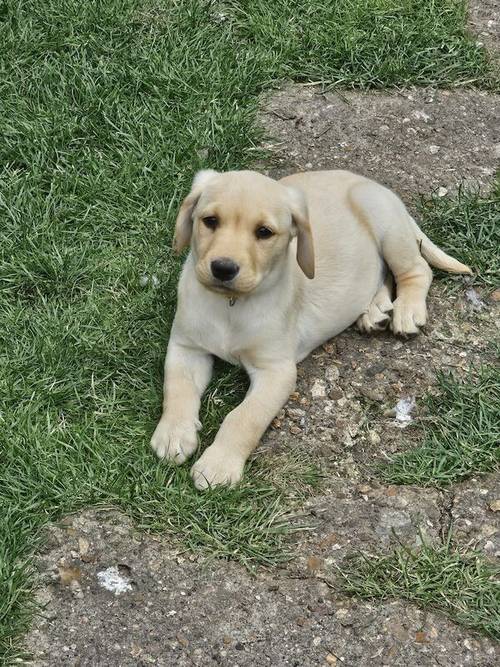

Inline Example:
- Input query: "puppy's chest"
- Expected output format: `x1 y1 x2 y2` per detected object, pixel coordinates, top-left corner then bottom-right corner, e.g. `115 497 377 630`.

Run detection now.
184 303 260 365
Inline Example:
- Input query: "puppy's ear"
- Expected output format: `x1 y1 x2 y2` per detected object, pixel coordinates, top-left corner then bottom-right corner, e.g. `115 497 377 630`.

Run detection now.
173 170 218 253
287 186 315 279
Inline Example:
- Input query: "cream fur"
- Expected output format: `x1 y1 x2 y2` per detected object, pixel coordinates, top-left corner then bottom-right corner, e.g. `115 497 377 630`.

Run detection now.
151 169 471 488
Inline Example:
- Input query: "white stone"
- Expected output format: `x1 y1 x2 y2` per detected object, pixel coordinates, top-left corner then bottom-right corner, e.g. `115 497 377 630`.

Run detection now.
97 566 132 595
311 379 327 398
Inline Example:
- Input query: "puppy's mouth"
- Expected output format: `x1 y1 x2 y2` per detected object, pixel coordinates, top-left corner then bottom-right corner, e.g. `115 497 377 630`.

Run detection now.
209 280 239 295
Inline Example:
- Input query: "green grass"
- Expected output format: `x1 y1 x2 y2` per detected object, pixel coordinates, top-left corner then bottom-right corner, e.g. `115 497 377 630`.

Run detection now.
420 179 500 286
340 540 500 639
381 367 500 487
0 0 496 661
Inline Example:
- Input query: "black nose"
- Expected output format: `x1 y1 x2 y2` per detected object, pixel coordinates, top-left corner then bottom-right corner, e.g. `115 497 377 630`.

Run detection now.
211 258 240 282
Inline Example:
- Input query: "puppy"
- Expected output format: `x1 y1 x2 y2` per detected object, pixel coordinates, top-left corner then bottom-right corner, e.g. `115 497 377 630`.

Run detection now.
151 169 471 489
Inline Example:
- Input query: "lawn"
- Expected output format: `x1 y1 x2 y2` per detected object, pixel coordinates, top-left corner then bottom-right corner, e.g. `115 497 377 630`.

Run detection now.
0 0 497 661
340 539 500 639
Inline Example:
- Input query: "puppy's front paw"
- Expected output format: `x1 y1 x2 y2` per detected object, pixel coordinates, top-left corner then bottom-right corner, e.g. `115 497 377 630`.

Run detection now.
191 446 245 490
151 418 199 464
391 297 427 336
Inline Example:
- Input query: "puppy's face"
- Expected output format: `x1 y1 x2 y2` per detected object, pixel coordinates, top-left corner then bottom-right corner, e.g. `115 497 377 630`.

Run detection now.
174 170 314 296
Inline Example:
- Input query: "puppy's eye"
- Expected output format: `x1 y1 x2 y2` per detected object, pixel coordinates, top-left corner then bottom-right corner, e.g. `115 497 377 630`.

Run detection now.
255 226 274 240
202 216 218 230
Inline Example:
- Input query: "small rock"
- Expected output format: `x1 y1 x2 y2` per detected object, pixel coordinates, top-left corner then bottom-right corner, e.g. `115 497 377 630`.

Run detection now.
438 186 448 197
413 110 431 121
307 556 324 572
289 424 302 435
69 579 84 599
360 387 384 402
325 654 337 665
483 540 496 553
489 500 500 512
365 362 385 377
325 366 340 385
490 289 500 302
429 144 440 154
287 408 306 421
311 379 327 398
58 566 81 585
415 631 428 643
329 388 344 400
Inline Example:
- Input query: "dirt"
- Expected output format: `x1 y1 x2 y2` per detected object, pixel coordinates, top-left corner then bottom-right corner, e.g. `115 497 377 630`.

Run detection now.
24 509 499 667
469 0 500 57
259 85 499 199
21 23 500 667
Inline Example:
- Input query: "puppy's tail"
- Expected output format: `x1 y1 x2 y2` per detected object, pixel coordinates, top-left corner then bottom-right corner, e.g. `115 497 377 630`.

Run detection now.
409 218 472 275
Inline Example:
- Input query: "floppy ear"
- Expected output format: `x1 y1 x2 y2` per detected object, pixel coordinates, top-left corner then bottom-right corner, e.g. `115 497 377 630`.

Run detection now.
287 186 315 279
173 169 218 253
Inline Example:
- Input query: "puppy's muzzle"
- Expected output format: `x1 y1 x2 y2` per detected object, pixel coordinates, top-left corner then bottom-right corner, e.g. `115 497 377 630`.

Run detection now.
211 258 240 282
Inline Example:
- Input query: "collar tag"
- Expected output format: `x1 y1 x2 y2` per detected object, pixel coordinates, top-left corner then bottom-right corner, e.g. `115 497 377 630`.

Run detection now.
229 297 237 307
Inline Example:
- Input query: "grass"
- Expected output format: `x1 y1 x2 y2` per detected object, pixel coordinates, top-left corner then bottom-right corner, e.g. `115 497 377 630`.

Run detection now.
382 180 500 484
419 178 500 286
0 0 496 661
340 540 500 639
381 366 500 487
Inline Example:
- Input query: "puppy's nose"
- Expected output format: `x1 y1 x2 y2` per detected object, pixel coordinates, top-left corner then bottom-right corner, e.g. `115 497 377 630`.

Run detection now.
211 258 240 282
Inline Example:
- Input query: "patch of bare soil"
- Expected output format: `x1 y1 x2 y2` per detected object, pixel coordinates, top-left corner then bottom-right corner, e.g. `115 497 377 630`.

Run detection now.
259 86 499 198
25 509 499 667
23 83 499 665
469 0 500 56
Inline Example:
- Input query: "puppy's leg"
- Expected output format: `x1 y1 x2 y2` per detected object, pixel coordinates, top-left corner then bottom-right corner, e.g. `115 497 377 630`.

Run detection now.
151 340 213 464
385 246 432 336
356 273 394 334
350 181 432 336
191 362 296 489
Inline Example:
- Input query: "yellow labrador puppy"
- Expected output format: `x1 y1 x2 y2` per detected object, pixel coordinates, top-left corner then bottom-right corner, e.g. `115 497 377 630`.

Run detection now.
151 169 470 489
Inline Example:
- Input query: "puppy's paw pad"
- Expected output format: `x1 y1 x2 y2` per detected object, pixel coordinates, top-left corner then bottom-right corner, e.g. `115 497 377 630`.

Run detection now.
191 447 244 490
151 420 198 464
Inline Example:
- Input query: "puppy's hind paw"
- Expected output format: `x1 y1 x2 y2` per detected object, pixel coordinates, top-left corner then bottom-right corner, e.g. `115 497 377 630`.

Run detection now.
391 297 427 336
357 301 392 334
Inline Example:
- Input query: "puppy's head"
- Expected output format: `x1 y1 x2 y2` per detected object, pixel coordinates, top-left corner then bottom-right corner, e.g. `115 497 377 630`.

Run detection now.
173 170 314 296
